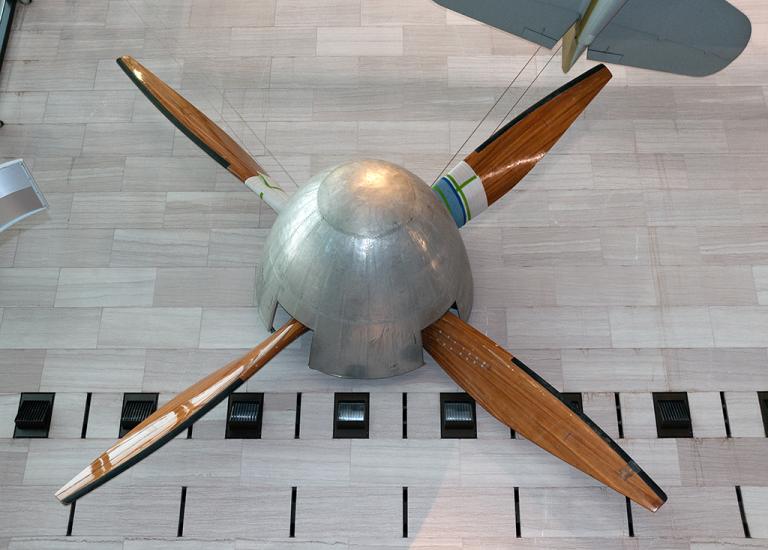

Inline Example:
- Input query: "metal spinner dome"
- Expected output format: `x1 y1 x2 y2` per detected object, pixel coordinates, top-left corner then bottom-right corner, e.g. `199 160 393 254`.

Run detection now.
256 159 473 378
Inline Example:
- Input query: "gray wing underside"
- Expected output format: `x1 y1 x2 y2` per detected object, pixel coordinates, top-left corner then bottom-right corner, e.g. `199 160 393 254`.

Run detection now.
588 0 752 77
434 0 584 48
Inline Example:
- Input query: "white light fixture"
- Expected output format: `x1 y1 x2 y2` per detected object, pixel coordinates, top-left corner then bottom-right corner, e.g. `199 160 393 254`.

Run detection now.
0 159 48 233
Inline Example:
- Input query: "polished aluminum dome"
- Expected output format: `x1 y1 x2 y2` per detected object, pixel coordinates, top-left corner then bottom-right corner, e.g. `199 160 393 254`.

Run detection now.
256 159 473 378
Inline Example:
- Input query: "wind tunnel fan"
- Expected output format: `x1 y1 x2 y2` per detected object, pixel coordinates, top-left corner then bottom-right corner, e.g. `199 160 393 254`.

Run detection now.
55 56 667 514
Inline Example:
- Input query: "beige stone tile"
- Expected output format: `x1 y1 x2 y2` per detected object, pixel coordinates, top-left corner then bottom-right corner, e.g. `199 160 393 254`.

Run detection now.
267 121 357 154
699 226 768 264
48 392 87 439
632 487 743 538
0 440 28 485
635 120 729 154
362 0 445 26
130 438 242 486
72 486 181 537
0 124 85 157
190 0 274 27
620 393 657 439
0 268 59 306
601 227 651 266
688 392 727 438
55 268 156 307
317 27 402 56
44 90 135 124
459 439 603 488
298 392 335 440
184 486 289 538
501 227 602 266
83 392 124 439
753 265 768 304
98 307 202 348
410 487 517 539
144 348 246 393
69 192 166 229
2 59 97 91
82 122 174 157
507 307 611 349
350 439 459 486
562 349 667 393
241 439 351 486
554 266 657 306
4 29 61 61
677 439 768 487
41 349 145 392
663 348 768 392
14 229 113 268
0 308 101 349
610 307 714 348
472 267 556 308
198 307 268 348
0 231 18 267
231 27 317 57
0 350 45 392
711 306 768 346
725 392 765 438
296 487 402 540
0 92 47 124
657 266 757 306
193 230 256 267
0 393 19 439
548 190 647 227
0 486 69 536
110 229 210 267
164 192 261 228
67 156 125 192
740 486 768 538
154 267 255 307
650 227 702 266
520 487 628 538
261 392 299 440
646 190 744 226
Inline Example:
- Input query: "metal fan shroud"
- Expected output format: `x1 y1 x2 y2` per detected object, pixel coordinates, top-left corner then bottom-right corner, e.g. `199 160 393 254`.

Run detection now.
256 159 473 379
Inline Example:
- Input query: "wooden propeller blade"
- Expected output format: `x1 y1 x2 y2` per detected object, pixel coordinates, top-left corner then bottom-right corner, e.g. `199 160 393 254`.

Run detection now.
55 319 307 505
423 312 667 512
117 56 288 211
432 64 611 227
117 55 265 182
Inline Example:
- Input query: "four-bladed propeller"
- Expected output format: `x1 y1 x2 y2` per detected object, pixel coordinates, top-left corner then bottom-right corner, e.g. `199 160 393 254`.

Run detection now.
56 57 666 514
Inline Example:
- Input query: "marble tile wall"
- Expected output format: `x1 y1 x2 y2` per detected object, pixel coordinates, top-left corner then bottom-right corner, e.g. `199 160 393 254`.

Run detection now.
0 0 767 547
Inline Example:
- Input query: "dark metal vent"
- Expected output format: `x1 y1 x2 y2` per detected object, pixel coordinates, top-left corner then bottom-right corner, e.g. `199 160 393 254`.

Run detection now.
440 393 477 439
14 393 54 438
561 392 583 414
333 393 369 439
120 393 158 437
653 392 692 438
226 393 263 439
759 391 768 438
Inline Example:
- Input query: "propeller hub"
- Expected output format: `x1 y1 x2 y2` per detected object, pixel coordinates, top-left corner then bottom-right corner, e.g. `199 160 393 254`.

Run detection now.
256 159 474 379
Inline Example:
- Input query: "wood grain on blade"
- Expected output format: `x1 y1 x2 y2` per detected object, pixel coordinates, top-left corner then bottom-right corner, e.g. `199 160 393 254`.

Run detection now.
55 319 307 505
117 55 267 182
468 64 611 206
423 312 666 512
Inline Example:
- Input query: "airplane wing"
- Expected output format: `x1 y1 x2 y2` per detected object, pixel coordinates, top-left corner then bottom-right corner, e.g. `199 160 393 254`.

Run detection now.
588 0 752 76
434 0 585 48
